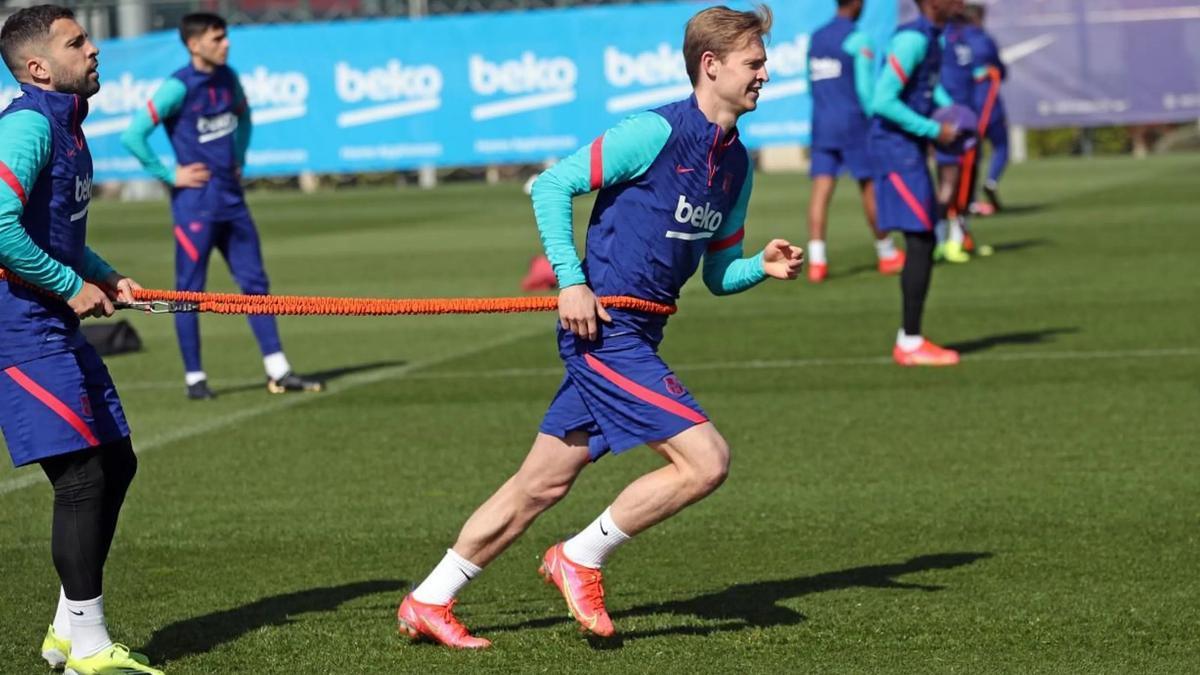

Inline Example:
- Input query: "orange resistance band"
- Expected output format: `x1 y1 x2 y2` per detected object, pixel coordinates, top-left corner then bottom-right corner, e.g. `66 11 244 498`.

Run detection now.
0 269 676 316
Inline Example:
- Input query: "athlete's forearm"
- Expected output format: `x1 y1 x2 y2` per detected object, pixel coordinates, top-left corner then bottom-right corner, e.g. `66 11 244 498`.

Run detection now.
702 248 767 295
121 77 186 183
0 214 83 298
873 31 941 139
846 31 877 115
80 247 116 283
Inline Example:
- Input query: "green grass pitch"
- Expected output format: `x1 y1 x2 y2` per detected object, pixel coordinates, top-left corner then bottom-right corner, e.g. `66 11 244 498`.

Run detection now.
1 154 1197 673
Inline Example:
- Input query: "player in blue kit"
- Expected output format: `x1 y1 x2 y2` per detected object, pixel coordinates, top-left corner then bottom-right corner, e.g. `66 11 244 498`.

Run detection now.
933 11 976 263
0 6 164 673
121 13 321 400
869 0 964 366
806 0 905 283
964 1 1007 214
397 5 803 648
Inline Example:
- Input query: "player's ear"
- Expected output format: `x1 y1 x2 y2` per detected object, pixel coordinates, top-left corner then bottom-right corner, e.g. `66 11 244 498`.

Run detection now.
701 51 719 80
24 53 50 83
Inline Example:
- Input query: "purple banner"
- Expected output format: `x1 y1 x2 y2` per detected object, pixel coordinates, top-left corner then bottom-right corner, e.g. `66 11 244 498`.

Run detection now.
901 0 1200 127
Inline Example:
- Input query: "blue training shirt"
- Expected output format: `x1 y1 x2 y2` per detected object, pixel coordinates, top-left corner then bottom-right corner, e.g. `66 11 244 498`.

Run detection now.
122 63 251 221
869 14 952 169
0 85 116 367
531 94 767 346
940 21 976 108
808 15 876 149
966 25 1007 127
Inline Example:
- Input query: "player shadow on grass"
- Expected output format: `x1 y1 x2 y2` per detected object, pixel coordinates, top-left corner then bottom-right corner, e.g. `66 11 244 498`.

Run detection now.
140 579 405 662
483 552 992 645
213 360 405 396
946 326 1079 355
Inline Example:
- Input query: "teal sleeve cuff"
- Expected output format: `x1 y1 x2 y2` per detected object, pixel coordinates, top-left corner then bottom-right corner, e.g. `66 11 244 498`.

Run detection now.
530 112 672 288
702 168 767 295
934 84 953 108
80 248 116 283
120 77 186 183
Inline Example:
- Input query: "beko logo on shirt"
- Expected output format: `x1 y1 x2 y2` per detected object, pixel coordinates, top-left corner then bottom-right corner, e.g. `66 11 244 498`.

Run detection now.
196 112 238 143
74 174 92 202
808 57 842 82
954 44 973 67
673 195 723 232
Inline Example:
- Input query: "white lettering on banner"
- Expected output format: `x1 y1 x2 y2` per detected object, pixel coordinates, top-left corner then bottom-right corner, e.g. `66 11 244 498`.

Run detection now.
473 136 577 154
1163 92 1200 110
469 52 577 120
808 57 842 82
672 195 723 232
334 59 443 128
240 66 309 125
339 143 444 161
1037 98 1130 116
603 43 691 113
83 72 164 138
247 149 309 166
0 84 20 110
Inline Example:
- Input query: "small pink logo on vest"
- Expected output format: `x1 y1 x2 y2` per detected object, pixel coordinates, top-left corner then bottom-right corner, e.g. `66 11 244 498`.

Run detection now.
80 395 92 418
189 221 204 233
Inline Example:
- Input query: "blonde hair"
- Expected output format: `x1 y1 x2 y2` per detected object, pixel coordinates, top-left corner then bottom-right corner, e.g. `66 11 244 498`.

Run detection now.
683 4 773 85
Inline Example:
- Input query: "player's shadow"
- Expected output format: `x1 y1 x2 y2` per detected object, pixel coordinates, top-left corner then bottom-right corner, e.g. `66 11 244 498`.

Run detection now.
991 203 1048 216
213 359 405 395
482 551 992 644
140 578 405 662
946 326 1078 355
985 237 1052 253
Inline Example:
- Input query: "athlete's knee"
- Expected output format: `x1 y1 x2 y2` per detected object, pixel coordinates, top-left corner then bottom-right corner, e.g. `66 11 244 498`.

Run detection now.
683 436 730 497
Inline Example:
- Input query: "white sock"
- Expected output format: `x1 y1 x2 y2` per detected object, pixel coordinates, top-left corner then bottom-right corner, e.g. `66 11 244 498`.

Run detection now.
184 371 207 386
807 240 827 265
949 218 965 244
263 352 291 381
985 179 998 190
562 507 631 569
52 587 72 639
411 549 482 606
896 329 924 352
934 220 949 244
874 236 898 259
65 595 112 658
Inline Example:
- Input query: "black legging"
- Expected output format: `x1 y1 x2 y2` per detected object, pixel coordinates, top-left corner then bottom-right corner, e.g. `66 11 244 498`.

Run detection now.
39 438 137 601
901 232 936 337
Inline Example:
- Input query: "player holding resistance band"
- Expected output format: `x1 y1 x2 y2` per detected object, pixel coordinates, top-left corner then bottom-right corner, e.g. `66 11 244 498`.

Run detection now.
0 6 164 673
398 5 803 647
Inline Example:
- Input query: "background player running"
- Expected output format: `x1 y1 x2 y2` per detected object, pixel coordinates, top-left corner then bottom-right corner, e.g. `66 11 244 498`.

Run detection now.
0 6 163 673
397 5 803 648
869 0 965 366
806 0 905 283
121 13 322 400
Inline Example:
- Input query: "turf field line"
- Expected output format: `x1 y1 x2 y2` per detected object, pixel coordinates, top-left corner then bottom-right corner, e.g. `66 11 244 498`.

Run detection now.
0 328 546 498
394 346 1200 381
102 346 1200 391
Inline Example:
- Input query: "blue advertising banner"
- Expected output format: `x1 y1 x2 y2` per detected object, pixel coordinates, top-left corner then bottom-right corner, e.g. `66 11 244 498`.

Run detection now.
2 1 897 181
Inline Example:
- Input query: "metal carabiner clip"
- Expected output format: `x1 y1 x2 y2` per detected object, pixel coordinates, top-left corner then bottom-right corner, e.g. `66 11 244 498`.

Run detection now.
116 300 200 314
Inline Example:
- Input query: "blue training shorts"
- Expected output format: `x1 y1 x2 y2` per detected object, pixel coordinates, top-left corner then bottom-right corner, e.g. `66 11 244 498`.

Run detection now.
876 169 936 234
810 144 873 181
540 336 708 461
0 344 130 467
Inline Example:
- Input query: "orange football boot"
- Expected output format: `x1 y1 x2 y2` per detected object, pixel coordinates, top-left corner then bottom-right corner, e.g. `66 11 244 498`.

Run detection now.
877 249 906 275
893 340 960 366
520 255 557 292
397 595 492 649
807 262 828 283
538 543 615 637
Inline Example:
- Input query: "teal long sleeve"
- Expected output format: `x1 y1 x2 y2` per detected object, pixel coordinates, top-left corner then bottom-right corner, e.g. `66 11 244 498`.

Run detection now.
0 110 84 298
843 30 877 115
872 30 942 139
701 169 767 295
121 76 186 183
530 111 672 288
